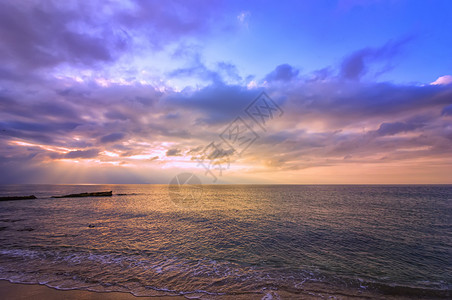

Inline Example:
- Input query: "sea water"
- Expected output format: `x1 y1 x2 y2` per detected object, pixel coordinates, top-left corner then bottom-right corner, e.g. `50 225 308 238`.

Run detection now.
0 185 450 298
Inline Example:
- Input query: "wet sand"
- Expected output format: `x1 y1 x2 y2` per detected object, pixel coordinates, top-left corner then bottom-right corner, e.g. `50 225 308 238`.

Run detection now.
0 280 184 300
1 279 443 299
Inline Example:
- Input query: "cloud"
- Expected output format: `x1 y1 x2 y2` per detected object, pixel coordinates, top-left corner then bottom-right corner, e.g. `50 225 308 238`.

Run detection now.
0 30 451 183
168 60 222 84
339 37 412 80
0 0 226 84
64 149 99 159
100 133 126 143
117 0 223 49
217 62 242 82
2 69 451 181
278 80 452 130
375 121 425 136
265 64 299 82
167 55 244 85
166 82 259 125
431 75 452 86
104 110 129 121
166 148 181 156
0 1 127 70
441 104 452 116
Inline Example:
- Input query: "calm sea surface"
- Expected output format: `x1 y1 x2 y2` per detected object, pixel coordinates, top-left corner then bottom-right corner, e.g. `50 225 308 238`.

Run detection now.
0 185 450 299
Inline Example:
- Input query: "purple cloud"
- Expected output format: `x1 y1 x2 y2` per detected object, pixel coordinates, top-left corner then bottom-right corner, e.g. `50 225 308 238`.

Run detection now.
265 64 299 82
64 149 99 159
100 133 126 143
441 104 452 116
0 10 451 185
0 1 126 70
340 37 413 80
375 121 425 136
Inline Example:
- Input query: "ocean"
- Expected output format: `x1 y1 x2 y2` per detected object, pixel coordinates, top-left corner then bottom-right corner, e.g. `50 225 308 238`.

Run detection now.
0 184 450 299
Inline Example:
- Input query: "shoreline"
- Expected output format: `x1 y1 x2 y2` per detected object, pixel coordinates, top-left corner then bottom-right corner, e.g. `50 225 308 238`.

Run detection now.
2 280 445 300
0 280 184 300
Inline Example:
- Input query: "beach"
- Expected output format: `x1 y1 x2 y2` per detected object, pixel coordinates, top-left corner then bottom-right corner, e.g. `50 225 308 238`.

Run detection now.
0 280 184 300
1 279 443 299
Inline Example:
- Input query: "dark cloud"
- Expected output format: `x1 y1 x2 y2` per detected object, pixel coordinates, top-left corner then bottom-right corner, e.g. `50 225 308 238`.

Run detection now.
166 148 181 156
265 64 299 82
104 111 128 121
0 120 79 133
118 0 222 48
0 1 126 70
340 37 412 80
441 104 452 116
0 0 223 76
166 82 260 125
100 133 126 143
279 81 452 129
0 90 81 122
375 121 425 136
0 118 80 145
165 113 180 120
64 149 99 159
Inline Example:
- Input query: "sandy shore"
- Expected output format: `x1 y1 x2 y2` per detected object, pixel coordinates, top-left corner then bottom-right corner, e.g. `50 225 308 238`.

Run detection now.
1 279 444 299
0 280 184 300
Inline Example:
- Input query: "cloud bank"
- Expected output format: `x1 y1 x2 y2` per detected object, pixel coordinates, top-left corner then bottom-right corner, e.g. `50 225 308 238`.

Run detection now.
0 0 451 184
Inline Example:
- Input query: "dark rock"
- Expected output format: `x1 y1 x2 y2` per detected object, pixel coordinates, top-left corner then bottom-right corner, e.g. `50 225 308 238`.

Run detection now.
51 191 113 198
0 195 37 201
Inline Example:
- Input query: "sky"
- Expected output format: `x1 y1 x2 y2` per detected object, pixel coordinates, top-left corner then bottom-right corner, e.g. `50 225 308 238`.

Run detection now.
0 0 452 184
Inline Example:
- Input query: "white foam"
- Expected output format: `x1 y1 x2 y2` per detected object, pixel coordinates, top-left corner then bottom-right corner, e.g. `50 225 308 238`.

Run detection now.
262 291 281 300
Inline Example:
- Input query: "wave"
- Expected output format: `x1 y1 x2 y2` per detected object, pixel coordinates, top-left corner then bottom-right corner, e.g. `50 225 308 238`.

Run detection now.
0 247 450 299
